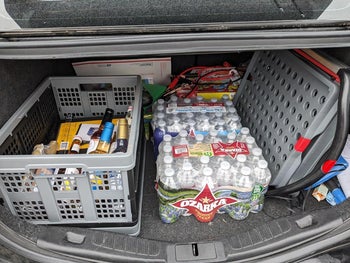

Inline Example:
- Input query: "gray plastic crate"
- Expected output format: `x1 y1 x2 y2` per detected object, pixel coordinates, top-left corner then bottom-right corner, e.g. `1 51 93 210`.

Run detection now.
0 76 143 235
234 50 339 187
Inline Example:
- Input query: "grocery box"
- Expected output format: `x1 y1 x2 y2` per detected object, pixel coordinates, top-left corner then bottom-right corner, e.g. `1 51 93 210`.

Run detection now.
0 76 144 235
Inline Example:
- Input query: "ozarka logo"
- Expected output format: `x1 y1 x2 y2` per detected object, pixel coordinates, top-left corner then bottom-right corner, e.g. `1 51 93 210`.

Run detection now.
171 184 237 222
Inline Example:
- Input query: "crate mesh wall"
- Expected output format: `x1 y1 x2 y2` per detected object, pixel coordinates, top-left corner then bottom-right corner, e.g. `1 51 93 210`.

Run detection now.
234 50 339 187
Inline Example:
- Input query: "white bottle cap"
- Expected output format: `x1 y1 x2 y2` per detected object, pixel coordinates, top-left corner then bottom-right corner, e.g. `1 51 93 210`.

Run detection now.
200 155 210 164
157 112 165 119
157 105 165 112
228 107 237 114
203 167 213 176
164 168 175 177
157 98 165 105
232 115 240 122
210 98 218 103
225 100 233 107
163 145 172 153
241 127 250 135
179 130 188 137
195 134 204 142
237 154 247 163
222 94 230 100
163 156 173 164
184 98 192 104
241 166 252 176
163 134 172 142
217 119 225 126
158 120 166 127
183 162 193 171
258 160 268 169
227 132 236 140
246 136 255 144
220 161 231 170
215 112 223 118
252 148 263 156
209 129 218 137
170 95 178 102
186 112 195 118
196 95 204 101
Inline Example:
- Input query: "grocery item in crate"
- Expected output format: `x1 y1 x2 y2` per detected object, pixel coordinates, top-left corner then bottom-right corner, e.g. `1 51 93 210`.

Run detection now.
152 95 240 157
164 65 243 100
88 122 114 154
156 129 272 223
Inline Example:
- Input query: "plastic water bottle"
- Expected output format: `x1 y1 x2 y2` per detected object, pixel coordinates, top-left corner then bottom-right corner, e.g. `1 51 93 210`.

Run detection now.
174 130 189 145
168 117 182 133
177 162 197 189
216 161 232 187
230 166 255 220
251 160 272 213
248 147 264 164
151 112 165 130
153 119 167 157
158 134 173 152
221 94 230 103
159 167 178 190
215 119 227 139
196 115 211 135
237 127 250 142
245 136 256 151
157 144 173 171
205 129 220 143
152 98 165 113
226 115 242 134
196 167 216 190
195 95 205 103
183 97 192 105
230 154 248 178
211 112 224 126
227 132 237 143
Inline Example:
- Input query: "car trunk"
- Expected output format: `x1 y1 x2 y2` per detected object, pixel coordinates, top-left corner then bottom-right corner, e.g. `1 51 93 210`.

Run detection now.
1 44 350 263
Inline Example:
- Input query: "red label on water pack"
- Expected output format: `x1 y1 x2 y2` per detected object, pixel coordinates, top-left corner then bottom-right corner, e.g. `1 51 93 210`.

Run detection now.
171 184 237 222
172 145 190 158
211 141 249 158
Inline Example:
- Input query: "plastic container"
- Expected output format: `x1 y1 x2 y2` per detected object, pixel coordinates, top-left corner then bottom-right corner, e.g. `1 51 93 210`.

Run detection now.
0 76 144 235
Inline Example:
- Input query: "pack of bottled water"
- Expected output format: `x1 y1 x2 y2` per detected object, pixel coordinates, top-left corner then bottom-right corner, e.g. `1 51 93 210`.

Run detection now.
153 95 272 223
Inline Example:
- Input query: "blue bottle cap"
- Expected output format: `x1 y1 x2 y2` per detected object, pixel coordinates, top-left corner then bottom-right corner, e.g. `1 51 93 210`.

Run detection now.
100 122 114 142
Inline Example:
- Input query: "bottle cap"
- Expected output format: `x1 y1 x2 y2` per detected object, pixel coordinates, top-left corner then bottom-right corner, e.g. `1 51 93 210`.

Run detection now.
222 94 230 100
227 132 236 140
210 98 218 103
100 122 114 142
157 98 165 105
200 155 210 164
173 117 181 123
186 112 194 118
217 119 225 126
195 134 204 142
232 115 240 122
164 168 175 177
179 130 188 137
157 105 165 112
184 98 191 104
203 167 213 176
252 148 262 156
228 107 237 114
163 156 173 164
225 100 233 107
101 108 114 124
241 127 250 135
196 95 204 101
241 166 252 176
157 112 165 119
220 161 230 170
183 162 193 170
246 136 255 144
170 95 178 102
163 145 172 153
237 154 247 163
187 119 196 126
215 112 223 117
158 120 166 127
258 160 268 169
163 134 172 142
209 129 218 137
